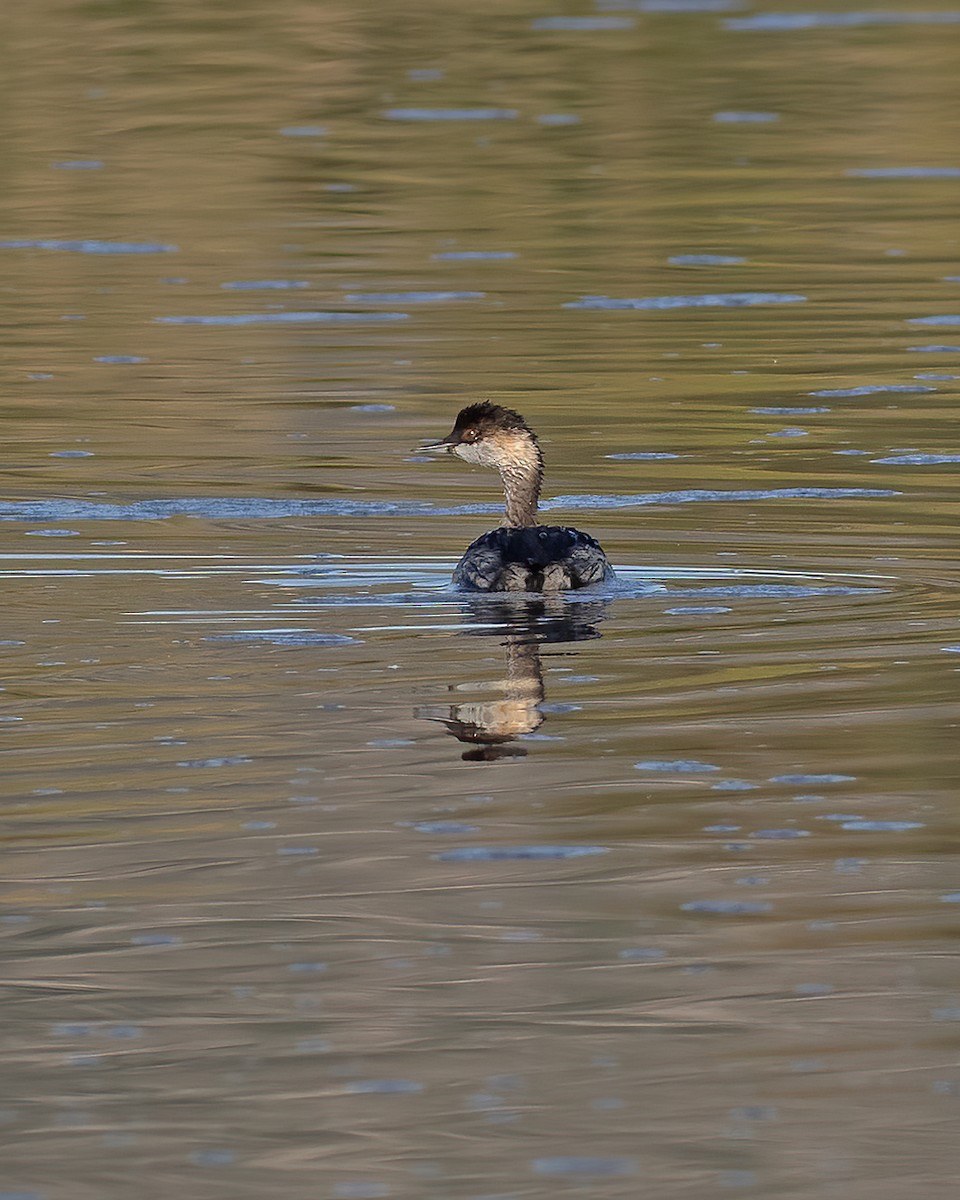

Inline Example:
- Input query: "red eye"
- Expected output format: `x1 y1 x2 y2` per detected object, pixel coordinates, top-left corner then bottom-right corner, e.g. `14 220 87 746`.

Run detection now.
464 428 476 441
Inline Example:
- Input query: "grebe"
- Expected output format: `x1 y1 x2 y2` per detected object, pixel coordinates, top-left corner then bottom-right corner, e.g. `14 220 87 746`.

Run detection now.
420 402 614 592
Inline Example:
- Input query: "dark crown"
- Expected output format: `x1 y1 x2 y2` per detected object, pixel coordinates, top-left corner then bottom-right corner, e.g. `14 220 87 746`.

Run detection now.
452 402 536 440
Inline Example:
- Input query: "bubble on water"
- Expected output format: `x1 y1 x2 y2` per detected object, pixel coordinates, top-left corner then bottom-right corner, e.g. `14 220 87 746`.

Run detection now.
332 1185 390 1199
907 344 960 352
279 125 327 137
765 427 809 437
130 933 182 945
50 450 94 458
711 780 758 791
619 947 666 961
565 291 806 310
94 355 147 364
351 404 396 413
909 315 960 326
795 982 834 996
24 529 80 536
607 451 682 459
52 159 104 169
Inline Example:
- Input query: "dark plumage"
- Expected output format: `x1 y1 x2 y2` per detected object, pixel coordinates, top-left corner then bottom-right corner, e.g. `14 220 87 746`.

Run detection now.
452 526 610 591
419 403 614 593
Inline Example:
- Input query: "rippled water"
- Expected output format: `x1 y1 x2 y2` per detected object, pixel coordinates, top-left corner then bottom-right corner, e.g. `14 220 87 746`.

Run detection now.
3 2 960 1197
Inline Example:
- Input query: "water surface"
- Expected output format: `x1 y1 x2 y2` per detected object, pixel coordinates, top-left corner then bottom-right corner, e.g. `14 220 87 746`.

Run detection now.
2 2 960 1198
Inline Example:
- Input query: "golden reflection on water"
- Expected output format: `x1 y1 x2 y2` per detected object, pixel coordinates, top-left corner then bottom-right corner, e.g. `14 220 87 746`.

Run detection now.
2 2 960 1197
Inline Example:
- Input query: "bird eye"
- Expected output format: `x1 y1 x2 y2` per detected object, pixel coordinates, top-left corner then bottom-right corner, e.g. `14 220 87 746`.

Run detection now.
463 428 476 442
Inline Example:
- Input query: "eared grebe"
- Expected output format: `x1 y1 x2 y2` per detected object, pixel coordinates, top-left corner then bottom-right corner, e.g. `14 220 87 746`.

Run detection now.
420 402 614 592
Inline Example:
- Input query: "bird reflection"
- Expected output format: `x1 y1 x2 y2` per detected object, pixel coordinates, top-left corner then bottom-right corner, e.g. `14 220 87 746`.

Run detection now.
418 597 608 761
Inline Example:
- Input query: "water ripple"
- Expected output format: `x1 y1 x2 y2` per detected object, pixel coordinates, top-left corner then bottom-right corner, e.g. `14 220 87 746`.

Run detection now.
601 0 743 10
344 291 485 303
871 453 960 465
156 311 409 325
383 108 518 121
0 487 898 523
809 384 935 397
727 12 960 32
0 238 177 254
668 254 747 265
564 292 806 310
848 167 960 179
531 16 635 31
435 845 608 862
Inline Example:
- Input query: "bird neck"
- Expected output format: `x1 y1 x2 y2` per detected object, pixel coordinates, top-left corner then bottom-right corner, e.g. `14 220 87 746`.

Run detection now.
499 451 542 527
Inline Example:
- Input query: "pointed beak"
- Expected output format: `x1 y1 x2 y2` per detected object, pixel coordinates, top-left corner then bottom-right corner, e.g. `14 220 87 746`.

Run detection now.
416 429 459 454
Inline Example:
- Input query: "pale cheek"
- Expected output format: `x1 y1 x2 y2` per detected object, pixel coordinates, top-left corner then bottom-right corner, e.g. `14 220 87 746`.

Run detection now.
454 443 485 465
